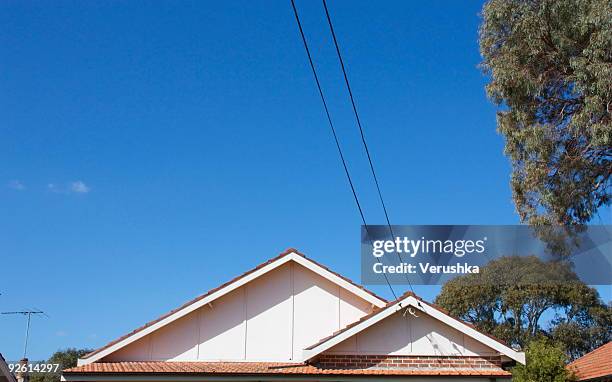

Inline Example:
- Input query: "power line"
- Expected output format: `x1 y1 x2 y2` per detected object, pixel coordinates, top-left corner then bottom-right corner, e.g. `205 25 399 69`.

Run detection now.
290 0 398 300
321 0 420 302
321 0 392 231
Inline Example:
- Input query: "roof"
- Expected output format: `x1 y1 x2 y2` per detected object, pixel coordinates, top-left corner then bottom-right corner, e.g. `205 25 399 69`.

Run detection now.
0 354 16 382
63 361 511 377
568 342 612 381
80 248 387 364
302 291 526 365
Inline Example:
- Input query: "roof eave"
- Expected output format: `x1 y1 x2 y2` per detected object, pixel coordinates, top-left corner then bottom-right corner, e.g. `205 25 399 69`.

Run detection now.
63 374 511 382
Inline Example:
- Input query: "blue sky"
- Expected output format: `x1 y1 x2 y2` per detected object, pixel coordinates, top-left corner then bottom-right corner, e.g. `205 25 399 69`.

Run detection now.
1 1 609 361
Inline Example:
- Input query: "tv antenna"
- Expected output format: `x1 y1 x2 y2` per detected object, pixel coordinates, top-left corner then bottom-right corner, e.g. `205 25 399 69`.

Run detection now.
1 310 48 359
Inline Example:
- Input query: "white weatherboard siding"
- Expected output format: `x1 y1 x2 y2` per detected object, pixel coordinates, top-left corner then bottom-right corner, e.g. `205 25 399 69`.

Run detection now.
151 310 199 360
326 311 496 356
102 262 373 362
303 294 525 364
245 261 293 360
292 264 341 359
198 288 247 360
339 288 373 327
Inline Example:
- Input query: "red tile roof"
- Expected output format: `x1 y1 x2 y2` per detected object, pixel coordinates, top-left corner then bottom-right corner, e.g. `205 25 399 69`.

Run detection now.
63 361 511 377
82 248 387 360
568 342 612 381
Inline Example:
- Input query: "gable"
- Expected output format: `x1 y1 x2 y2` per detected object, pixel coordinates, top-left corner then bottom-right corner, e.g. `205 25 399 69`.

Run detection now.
303 293 526 364
325 310 497 356
97 258 379 363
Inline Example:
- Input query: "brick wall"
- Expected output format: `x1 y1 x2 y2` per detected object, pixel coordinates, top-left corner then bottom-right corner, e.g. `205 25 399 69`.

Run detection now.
315 354 503 370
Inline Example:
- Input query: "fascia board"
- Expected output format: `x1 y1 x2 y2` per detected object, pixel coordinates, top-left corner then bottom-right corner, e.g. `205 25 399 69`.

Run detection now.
302 295 525 365
80 255 294 365
405 297 526 364
80 251 386 365
301 299 406 360
289 253 386 308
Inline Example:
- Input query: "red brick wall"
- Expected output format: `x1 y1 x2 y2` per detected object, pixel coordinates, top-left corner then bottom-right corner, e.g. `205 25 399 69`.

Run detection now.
315 354 503 370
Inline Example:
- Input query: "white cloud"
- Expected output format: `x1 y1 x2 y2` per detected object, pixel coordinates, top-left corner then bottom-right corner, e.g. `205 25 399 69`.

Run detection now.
8 180 25 190
70 181 90 194
47 181 91 194
55 330 68 337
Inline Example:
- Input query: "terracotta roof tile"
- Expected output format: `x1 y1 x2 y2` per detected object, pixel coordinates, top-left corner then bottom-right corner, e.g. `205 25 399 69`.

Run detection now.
63 361 511 377
568 342 612 381
82 248 387 360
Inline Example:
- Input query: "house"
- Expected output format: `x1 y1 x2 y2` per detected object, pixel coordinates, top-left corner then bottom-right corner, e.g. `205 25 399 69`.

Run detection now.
63 249 525 381
0 354 16 382
568 342 612 382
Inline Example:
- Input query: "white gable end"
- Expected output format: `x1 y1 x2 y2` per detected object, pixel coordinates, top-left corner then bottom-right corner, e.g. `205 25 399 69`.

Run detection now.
101 261 375 362
326 310 497 356
303 295 526 364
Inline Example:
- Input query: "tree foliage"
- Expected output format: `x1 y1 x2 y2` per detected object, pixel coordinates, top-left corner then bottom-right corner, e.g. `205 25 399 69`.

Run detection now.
479 0 611 228
434 256 611 358
512 339 575 382
550 301 612 360
30 348 92 382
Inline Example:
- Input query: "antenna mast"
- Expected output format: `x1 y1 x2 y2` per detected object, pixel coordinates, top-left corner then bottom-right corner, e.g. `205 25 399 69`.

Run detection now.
1 310 46 359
